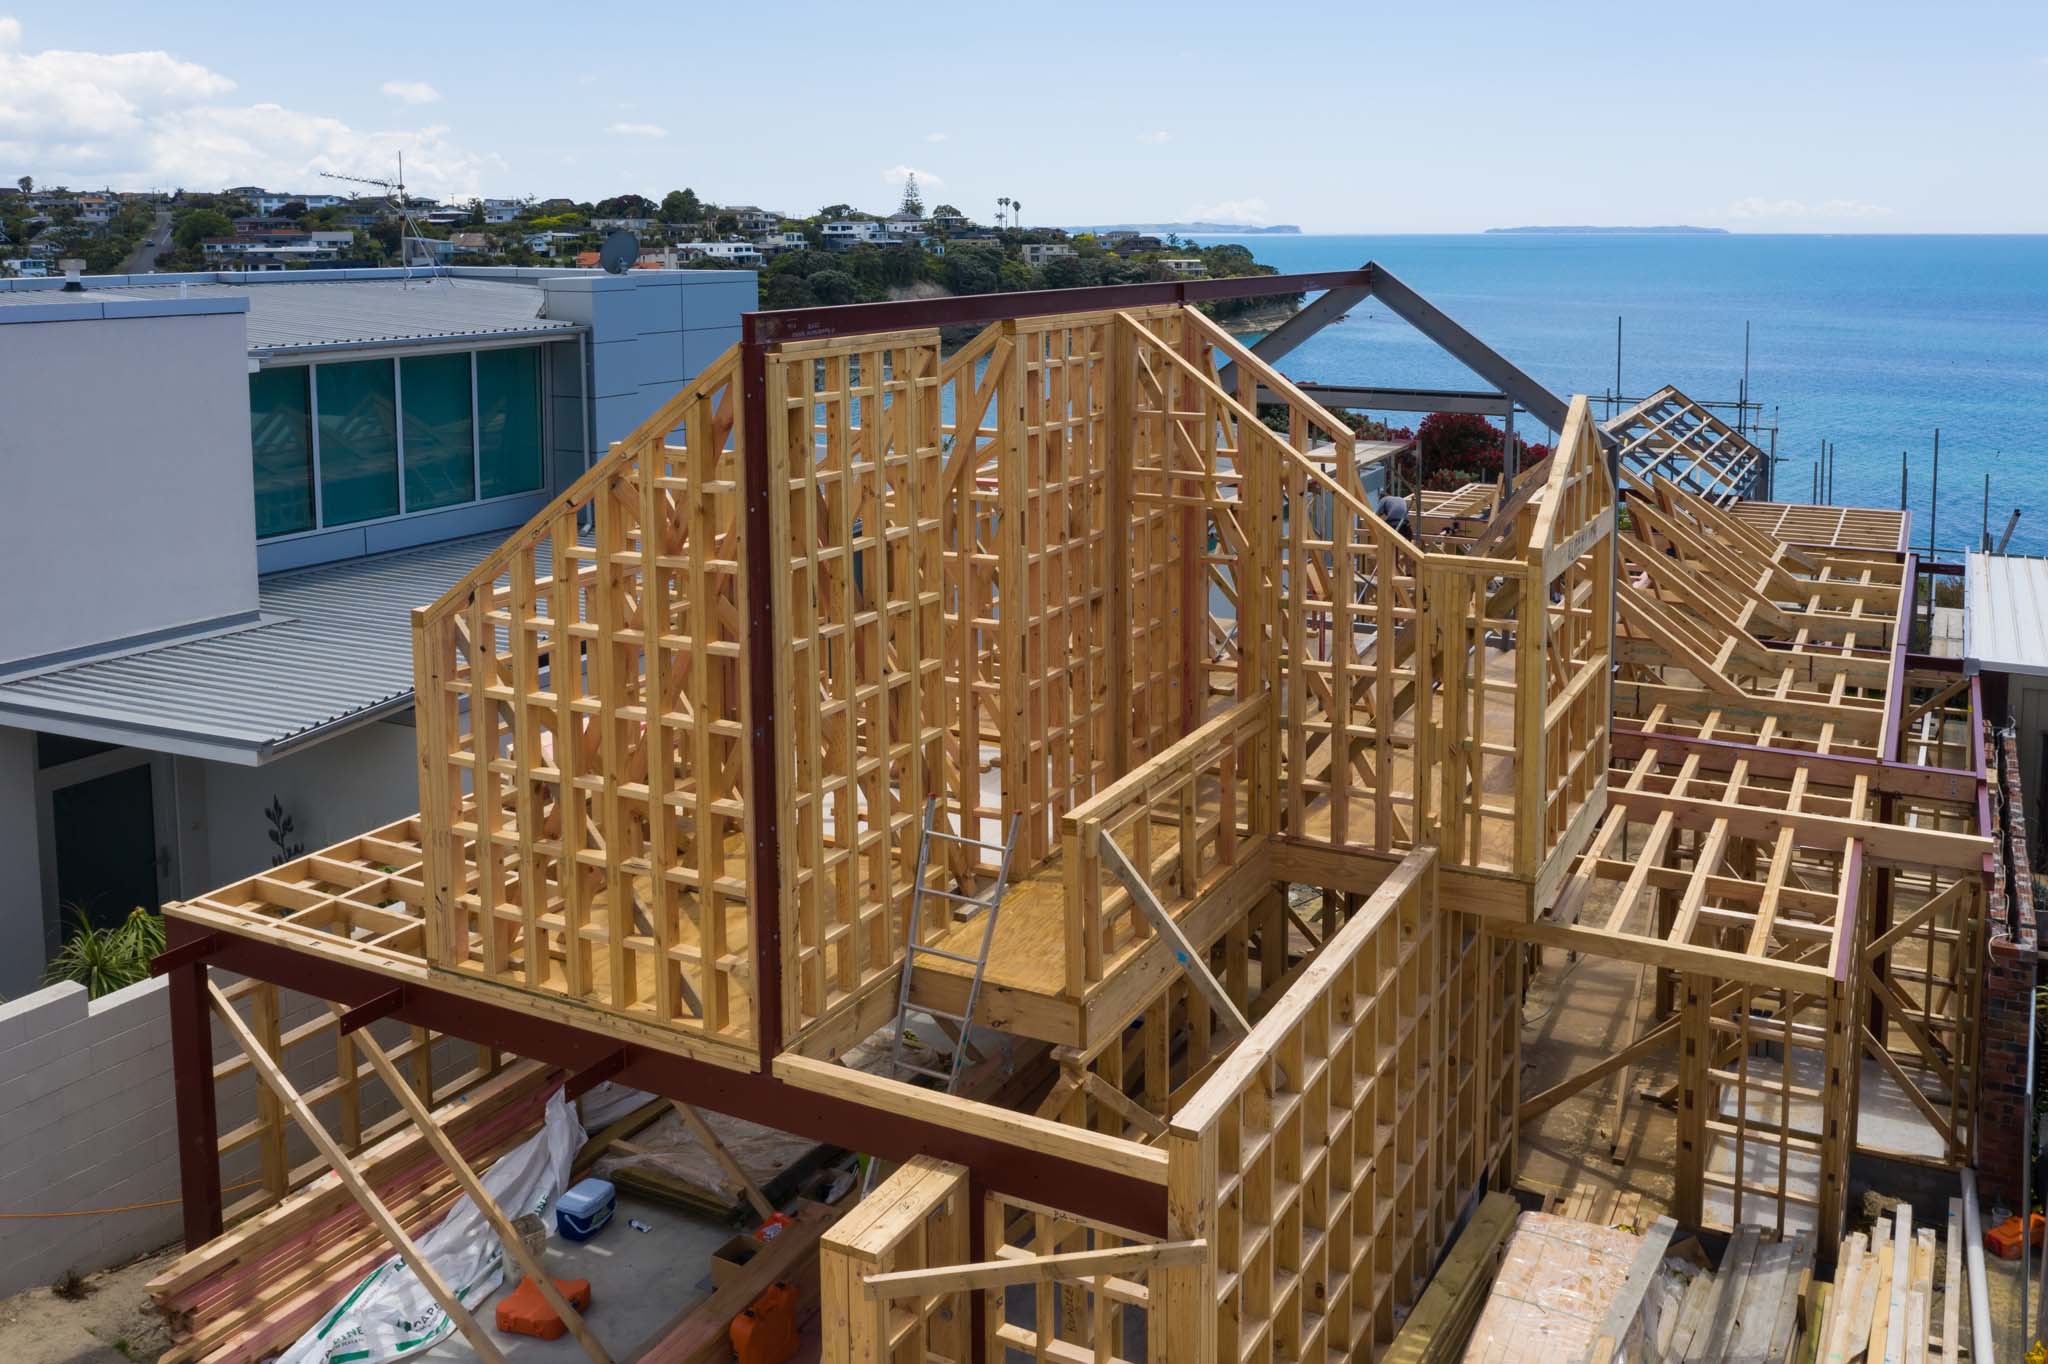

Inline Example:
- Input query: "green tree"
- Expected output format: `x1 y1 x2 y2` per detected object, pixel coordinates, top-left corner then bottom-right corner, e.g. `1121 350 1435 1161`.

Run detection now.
807 269 862 305
278 199 307 218
174 208 234 249
762 271 817 309
942 244 1001 294
899 173 924 217
594 193 656 218
16 175 30 194
817 203 855 221
713 213 739 234
1040 254 1102 290
660 188 702 224
931 203 961 219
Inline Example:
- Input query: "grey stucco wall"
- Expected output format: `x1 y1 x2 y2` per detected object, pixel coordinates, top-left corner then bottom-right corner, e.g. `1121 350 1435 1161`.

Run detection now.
0 309 259 666
174 717 420 895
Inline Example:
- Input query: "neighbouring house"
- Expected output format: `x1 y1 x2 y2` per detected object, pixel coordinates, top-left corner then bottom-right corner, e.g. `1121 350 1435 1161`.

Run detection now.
591 217 655 233
1020 242 1075 268
927 211 971 232
2 258 48 277
754 230 809 255
481 199 523 225
448 232 491 255
883 211 928 240
251 192 347 215
0 262 756 998
724 205 781 234
679 241 763 266
403 236 456 266
822 219 885 249
1158 256 1207 277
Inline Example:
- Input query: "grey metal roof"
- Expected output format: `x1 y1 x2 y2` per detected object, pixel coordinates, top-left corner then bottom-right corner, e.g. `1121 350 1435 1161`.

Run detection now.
0 277 579 352
1964 552 2048 678
0 534 535 763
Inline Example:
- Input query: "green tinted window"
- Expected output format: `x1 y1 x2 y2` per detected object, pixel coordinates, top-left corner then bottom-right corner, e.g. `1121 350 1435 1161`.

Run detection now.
401 353 476 512
477 347 543 498
315 360 399 525
249 367 314 537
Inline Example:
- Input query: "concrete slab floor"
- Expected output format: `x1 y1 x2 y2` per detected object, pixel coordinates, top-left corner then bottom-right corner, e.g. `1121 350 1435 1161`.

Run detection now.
421 1191 785 1364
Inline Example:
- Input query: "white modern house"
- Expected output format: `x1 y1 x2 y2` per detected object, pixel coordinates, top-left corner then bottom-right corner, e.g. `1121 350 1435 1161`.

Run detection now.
822 219 886 248
0 263 755 997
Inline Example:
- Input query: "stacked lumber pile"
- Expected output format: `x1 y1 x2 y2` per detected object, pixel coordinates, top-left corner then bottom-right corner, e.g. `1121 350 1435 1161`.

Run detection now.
1810 1200 1962 1364
147 1061 560 1364
1642 1225 1811 1363
1384 1193 1521 1363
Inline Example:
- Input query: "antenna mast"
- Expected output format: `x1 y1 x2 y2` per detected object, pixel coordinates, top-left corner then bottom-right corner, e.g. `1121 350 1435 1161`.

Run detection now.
321 152 434 282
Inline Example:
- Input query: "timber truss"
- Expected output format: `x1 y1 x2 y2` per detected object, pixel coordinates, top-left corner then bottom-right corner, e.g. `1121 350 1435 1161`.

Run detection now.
145 265 1990 1364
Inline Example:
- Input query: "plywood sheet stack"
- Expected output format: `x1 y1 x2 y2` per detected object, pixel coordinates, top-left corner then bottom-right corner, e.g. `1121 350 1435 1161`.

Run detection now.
1460 1212 1648 1361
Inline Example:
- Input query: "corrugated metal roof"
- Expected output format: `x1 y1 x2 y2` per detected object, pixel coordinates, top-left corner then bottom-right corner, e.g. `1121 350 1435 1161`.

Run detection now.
0 277 579 351
0 534 544 762
1964 551 2048 677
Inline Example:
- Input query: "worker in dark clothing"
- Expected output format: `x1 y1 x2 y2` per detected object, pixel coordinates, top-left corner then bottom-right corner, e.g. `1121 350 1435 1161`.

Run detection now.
1377 493 1417 542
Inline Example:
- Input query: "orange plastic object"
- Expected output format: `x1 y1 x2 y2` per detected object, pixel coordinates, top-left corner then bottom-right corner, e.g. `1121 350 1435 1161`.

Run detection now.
1986 1212 2045 1261
730 1280 799 1364
495 1275 593 1339
755 1212 793 1242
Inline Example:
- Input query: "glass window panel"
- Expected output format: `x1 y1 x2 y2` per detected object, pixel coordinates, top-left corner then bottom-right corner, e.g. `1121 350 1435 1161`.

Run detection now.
249 367 314 537
477 347 543 498
401 352 476 512
315 360 399 525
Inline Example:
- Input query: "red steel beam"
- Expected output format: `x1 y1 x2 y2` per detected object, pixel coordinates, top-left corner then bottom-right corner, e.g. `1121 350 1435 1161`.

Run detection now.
745 269 1373 345
161 917 1168 1239
164 947 222 1249
738 322 784 1061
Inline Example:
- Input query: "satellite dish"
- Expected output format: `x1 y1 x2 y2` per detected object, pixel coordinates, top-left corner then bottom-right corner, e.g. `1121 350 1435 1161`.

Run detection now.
598 229 638 275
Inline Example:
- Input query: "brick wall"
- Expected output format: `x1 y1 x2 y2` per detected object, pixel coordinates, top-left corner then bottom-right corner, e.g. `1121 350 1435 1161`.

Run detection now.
1980 724 2040 1208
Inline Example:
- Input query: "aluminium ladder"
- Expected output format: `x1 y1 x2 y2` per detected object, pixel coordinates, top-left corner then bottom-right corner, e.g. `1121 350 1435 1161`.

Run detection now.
885 799 1020 1092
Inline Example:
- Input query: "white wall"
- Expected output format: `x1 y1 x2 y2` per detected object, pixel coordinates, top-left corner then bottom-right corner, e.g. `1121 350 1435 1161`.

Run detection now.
0 727 42 999
176 718 420 893
0 974 490 1298
0 306 258 666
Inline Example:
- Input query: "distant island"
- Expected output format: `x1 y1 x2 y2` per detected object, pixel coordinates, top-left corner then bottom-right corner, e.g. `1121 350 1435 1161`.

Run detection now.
1075 222 1303 235
1485 225 1729 235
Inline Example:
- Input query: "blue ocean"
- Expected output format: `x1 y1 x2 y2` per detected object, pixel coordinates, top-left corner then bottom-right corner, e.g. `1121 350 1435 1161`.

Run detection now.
1187 233 2048 555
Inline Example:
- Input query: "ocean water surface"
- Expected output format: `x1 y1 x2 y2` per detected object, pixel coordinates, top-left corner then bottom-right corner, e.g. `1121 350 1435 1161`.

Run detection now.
1186 233 2048 555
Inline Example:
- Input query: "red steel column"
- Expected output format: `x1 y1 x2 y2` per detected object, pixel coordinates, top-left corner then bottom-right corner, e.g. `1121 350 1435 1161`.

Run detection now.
165 922 222 1248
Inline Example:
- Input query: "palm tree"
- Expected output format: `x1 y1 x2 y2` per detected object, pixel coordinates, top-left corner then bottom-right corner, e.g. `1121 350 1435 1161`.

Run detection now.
997 196 1010 228
1012 199 1022 227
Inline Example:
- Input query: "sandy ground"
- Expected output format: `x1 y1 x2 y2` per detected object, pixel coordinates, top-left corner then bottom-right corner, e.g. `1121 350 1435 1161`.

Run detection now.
0 1247 179 1364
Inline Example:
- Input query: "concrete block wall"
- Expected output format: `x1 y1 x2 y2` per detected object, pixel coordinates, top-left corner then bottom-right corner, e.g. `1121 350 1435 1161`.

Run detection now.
0 979 185 1296
0 976 490 1299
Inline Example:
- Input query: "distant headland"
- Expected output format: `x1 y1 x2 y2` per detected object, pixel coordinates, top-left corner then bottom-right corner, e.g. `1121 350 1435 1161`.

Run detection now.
1484 225 1730 235
1074 222 1303 235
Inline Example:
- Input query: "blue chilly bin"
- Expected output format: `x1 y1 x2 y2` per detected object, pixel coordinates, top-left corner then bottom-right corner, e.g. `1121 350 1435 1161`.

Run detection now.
556 1178 616 1241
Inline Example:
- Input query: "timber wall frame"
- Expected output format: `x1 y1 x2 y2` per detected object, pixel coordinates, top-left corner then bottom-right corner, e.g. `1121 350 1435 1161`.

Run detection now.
150 264 1996 1358
158 267 1579 1364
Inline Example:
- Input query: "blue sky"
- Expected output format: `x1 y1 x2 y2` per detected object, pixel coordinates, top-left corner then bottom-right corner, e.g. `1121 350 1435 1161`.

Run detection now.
2 1 2043 231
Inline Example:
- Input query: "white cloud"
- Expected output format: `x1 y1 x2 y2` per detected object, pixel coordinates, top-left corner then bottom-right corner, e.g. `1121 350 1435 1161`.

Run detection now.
1726 195 1894 221
924 131 947 143
1137 130 1171 144
607 121 668 138
0 21 494 197
380 79 440 104
1187 196 1272 225
882 163 942 187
